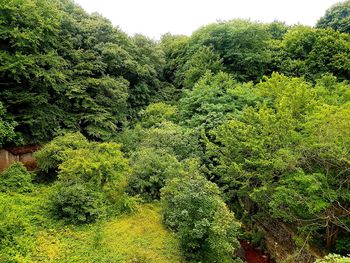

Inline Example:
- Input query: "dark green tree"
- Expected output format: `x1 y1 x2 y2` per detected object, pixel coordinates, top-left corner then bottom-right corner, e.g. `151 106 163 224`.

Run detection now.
317 0 350 33
189 20 272 82
162 175 241 262
276 26 350 80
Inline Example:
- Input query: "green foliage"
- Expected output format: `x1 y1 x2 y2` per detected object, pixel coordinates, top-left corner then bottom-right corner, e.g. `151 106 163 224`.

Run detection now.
0 189 183 262
0 102 18 146
2 0 350 258
179 71 241 132
140 121 201 160
0 0 165 143
116 194 142 214
128 148 182 200
0 188 51 262
0 199 35 261
317 1 350 33
276 26 350 80
266 21 289 40
58 142 129 192
36 132 130 224
114 124 145 155
335 236 350 255
139 102 178 128
249 229 265 248
34 132 89 174
0 0 69 143
162 175 241 262
127 34 167 113
51 182 106 224
51 141 130 222
0 162 33 193
189 20 272 82
211 74 315 195
160 33 190 87
211 73 350 247
181 46 224 88
314 74 350 105
266 171 332 222
316 254 350 263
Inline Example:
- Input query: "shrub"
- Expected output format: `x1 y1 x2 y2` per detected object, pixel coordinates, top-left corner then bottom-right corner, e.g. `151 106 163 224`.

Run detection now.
335 236 350 255
161 175 241 262
117 194 142 214
34 132 89 174
58 142 130 195
128 148 182 200
51 183 106 224
0 190 48 261
316 254 350 263
51 142 131 223
0 162 33 193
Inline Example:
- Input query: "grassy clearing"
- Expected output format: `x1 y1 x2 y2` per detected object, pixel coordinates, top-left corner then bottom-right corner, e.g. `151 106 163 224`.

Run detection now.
0 187 183 263
34 204 183 263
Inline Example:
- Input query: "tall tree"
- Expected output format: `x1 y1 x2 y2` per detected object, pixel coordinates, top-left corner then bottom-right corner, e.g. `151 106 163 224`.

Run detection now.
317 0 350 33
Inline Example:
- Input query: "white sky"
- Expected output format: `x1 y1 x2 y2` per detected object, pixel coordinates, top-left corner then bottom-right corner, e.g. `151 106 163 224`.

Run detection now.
74 0 342 39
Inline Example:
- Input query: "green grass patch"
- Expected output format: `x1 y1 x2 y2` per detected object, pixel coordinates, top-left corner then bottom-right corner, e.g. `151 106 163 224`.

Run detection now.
0 187 183 262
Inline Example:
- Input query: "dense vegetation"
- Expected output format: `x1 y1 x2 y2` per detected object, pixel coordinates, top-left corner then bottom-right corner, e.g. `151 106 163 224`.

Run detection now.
0 0 350 262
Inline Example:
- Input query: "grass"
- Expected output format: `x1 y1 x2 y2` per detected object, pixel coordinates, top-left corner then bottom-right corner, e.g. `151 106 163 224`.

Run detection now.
0 187 184 262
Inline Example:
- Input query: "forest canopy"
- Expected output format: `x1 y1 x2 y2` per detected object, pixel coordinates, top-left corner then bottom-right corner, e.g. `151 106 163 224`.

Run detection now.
0 0 350 262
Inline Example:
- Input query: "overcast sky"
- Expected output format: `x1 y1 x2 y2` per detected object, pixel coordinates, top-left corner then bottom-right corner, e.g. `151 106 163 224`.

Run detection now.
74 0 342 39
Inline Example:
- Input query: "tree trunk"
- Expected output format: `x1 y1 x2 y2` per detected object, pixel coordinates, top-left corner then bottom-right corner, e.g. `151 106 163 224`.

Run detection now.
325 223 339 248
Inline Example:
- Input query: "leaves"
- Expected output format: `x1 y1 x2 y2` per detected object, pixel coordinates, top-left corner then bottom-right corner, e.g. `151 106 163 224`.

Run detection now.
161 175 241 262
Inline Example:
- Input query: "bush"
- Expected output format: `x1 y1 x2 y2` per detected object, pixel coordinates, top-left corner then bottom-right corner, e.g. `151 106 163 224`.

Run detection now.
51 141 130 223
335 236 350 255
117 194 142 214
0 190 49 262
161 175 241 262
0 162 33 193
316 254 350 263
51 183 106 224
58 142 130 195
128 148 182 200
34 132 89 174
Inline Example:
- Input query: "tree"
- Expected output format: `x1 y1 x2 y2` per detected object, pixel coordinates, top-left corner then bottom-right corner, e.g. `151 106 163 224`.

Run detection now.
128 147 182 200
0 162 33 193
276 26 350 80
139 121 200 160
317 1 350 33
0 0 167 143
139 102 178 128
0 102 18 146
58 142 130 194
160 33 190 87
211 73 350 248
162 175 241 262
179 71 256 133
181 46 224 89
189 20 272 82
0 0 68 143
34 132 89 175
126 34 166 116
